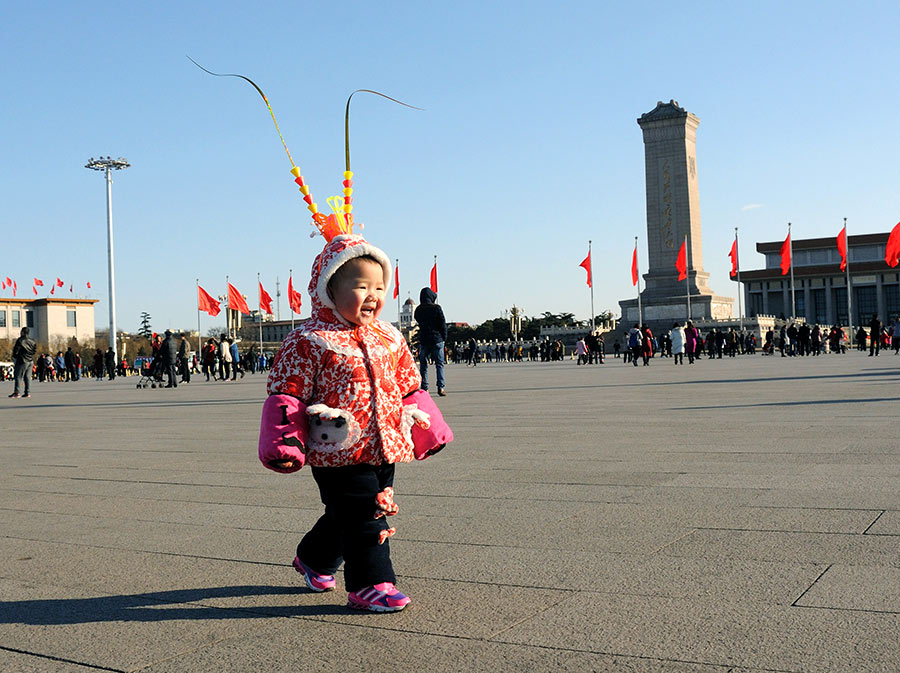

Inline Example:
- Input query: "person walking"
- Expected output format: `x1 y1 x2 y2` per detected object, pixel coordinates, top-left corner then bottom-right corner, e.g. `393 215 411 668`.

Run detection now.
178 334 191 383
160 330 179 388
229 338 244 380
220 334 232 381
671 322 685 365
64 347 76 382
105 347 117 380
201 338 217 381
9 327 36 398
413 287 448 396
869 314 883 356
627 324 642 367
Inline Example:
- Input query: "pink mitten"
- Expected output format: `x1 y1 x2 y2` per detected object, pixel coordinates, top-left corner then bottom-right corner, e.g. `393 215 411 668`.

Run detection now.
258 394 309 473
403 389 454 460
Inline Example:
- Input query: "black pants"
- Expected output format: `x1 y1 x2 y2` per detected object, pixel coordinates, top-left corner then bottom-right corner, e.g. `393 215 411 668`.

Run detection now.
298 463 396 592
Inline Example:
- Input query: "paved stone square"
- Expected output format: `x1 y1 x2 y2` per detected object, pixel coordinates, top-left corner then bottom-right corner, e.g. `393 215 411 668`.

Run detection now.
1 351 899 672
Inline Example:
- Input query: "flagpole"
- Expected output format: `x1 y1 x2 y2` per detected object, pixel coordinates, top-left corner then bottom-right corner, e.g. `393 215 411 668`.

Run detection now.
289 268 295 331
788 222 796 318
396 258 401 326
226 275 231 339
635 236 643 325
257 273 263 358
588 240 595 331
684 234 691 321
434 255 438 299
196 278 201 355
845 217 852 331
735 228 743 331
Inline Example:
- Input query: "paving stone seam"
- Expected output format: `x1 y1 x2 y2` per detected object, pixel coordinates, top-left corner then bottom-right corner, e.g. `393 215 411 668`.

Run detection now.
0 506 319 532
861 510 887 534
2 535 289 567
648 528 700 554
483 636 801 673
2 487 319 510
693 526 899 538
0 644 125 672
790 564 833 607
10 475 258 489
790 603 900 616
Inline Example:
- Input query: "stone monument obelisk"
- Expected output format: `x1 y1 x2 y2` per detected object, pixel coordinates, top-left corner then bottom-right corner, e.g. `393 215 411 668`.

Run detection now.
619 100 733 325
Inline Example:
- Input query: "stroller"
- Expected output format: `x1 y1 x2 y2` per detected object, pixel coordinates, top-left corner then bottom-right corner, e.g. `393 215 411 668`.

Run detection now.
136 355 165 388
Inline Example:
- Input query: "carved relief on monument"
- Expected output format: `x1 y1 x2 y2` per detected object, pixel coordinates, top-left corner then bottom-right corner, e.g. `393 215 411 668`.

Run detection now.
688 155 696 180
659 158 675 249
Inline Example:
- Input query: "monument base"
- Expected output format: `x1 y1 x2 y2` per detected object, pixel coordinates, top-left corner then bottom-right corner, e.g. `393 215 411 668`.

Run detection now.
619 294 734 330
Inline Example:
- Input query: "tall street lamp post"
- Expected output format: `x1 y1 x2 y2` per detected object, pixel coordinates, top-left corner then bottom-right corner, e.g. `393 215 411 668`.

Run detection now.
85 156 129 358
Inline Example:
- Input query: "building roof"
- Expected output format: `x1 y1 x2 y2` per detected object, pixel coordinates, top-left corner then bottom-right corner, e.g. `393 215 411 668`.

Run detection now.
0 297 99 306
404 297 415 306
739 260 890 281
756 232 887 253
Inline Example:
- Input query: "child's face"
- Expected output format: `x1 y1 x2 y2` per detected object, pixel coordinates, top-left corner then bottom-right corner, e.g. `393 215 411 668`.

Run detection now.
329 258 385 326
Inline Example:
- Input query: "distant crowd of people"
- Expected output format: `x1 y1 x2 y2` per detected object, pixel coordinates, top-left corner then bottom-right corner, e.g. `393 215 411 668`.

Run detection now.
3 326 274 398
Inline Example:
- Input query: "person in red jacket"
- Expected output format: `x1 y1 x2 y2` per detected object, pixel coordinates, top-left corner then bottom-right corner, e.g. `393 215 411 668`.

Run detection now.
262 233 425 612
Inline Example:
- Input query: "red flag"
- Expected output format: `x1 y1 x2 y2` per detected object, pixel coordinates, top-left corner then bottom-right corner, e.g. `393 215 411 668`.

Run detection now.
885 221 900 268
393 265 399 299
259 281 274 314
4 277 10 286
780 233 792 275
69 284 73 293
429 263 438 293
34 278 44 287
198 285 221 317
288 276 303 314
728 239 738 278
578 251 592 288
50 285 55 295
12 281 17 296
631 246 639 286
675 239 687 281
56 278 64 287
1 280 5 289
32 286 37 295
87 281 91 289
836 226 848 271
227 283 250 315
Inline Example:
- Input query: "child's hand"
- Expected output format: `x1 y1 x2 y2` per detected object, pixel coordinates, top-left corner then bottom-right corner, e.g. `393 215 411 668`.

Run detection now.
269 459 297 470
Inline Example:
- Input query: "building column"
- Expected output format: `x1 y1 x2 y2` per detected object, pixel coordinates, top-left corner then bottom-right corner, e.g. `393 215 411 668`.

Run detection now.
762 282 769 315
803 283 812 323
876 274 885 322
783 282 790 319
825 277 834 325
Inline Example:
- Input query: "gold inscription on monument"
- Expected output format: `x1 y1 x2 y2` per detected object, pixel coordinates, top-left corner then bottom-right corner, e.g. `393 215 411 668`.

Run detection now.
661 160 674 249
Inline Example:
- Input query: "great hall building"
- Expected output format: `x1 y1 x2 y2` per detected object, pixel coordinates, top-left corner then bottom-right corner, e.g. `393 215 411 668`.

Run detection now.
741 232 898 327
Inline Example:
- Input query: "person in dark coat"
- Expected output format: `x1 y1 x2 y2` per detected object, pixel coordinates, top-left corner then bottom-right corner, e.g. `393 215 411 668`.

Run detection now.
869 315 882 356
10 327 36 398
178 335 191 383
160 330 179 388
63 347 76 382
105 347 117 381
413 287 448 396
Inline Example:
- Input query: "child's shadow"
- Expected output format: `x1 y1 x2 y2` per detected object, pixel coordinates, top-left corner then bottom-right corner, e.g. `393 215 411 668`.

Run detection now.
1 585 351 625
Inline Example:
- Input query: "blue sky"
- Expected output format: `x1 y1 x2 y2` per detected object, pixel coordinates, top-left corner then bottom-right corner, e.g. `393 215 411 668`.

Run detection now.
2 1 899 332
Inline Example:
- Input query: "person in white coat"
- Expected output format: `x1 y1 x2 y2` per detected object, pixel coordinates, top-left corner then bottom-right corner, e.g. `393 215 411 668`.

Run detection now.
670 322 686 365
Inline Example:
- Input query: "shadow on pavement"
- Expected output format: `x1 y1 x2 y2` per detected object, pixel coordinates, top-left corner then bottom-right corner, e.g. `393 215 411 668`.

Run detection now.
0 585 351 624
673 397 898 410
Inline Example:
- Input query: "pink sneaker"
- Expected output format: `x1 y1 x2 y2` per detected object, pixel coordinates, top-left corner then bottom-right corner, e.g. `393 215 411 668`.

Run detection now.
347 582 410 612
292 556 336 592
